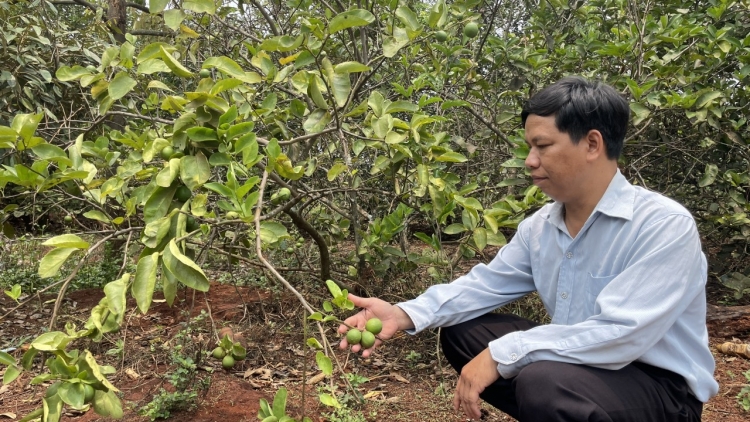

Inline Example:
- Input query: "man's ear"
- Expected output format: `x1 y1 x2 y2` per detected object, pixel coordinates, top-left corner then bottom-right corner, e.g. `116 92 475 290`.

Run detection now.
584 129 606 161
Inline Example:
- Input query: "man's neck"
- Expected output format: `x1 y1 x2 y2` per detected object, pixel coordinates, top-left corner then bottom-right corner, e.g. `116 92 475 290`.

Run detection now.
563 166 617 238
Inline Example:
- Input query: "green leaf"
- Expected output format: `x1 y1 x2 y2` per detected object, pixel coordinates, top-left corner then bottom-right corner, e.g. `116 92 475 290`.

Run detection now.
383 26 410 58
327 162 347 181
55 65 90 82
306 338 323 349
428 0 448 28
328 9 375 33
435 152 468 163
42 234 90 249
328 72 351 108
184 0 216 15
43 394 63 422
319 393 341 408
58 382 85 409
473 227 487 251
303 109 332 134
160 46 193 78
108 72 136 101
384 101 418 114
39 248 78 278
92 389 123 418
161 261 178 306
187 127 218 142
698 164 719 187
163 9 186 31
0 351 16 366
260 35 304 52
694 91 723 109
3 364 21 385
629 102 651 126
203 56 259 84
162 240 210 292
259 221 289 244
104 273 129 317
11 113 43 142
149 0 169 13
334 61 370 74
137 59 171 75
272 388 288 418
315 351 333 376
31 143 71 165
133 252 158 314
30 331 71 352
180 153 211 191
443 223 466 235
326 279 342 298
396 6 421 32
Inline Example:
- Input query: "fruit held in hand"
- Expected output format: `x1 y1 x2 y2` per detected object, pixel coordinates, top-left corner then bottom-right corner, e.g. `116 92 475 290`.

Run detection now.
360 331 376 349
346 328 362 345
365 318 383 335
212 347 226 360
463 22 479 38
222 354 235 369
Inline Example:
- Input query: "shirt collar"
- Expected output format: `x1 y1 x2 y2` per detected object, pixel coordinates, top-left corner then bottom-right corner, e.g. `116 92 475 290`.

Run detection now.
541 169 635 226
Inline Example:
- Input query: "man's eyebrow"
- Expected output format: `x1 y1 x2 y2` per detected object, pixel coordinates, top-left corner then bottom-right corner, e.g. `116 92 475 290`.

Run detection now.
526 136 549 145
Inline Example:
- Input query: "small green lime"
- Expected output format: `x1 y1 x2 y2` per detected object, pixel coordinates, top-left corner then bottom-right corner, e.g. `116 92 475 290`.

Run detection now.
186 216 200 232
463 22 479 38
83 384 95 403
199 69 211 78
175 185 192 202
360 330 376 349
435 30 448 42
365 318 383 335
212 346 226 360
346 328 362 345
222 354 235 370
64 215 73 223
160 146 175 160
278 187 291 200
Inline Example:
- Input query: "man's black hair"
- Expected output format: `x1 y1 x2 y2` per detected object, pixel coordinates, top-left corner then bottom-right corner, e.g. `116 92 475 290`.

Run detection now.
521 76 630 159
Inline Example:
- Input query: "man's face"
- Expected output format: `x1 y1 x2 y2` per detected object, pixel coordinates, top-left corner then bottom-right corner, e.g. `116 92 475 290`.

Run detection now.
524 114 589 203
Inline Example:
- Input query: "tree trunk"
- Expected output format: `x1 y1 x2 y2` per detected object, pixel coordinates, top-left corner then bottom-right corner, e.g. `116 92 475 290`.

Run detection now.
107 0 127 44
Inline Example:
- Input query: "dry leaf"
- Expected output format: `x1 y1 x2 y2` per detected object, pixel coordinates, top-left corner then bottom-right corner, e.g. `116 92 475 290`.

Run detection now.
390 372 410 383
125 368 141 380
363 390 386 399
305 372 326 385
0 413 17 419
0 385 9 395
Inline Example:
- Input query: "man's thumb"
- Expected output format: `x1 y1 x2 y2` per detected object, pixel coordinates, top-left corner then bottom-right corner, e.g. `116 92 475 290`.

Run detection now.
347 293 369 308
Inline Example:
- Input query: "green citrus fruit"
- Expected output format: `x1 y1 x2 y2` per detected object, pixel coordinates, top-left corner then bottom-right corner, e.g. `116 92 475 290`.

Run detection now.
346 328 362 345
222 354 235 369
186 216 200 232
175 185 192 202
360 331 376 349
212 346 226 360
199 69 211 78
64 215 73 223
463 22 479 38
278 187 291 200
83 384 95 403
160 146 175 160
365 318 383 335
226 211 239 219
435 30 448 42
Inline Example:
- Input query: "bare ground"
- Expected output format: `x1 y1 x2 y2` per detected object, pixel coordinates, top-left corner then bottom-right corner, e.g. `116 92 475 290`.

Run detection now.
0 281 748 422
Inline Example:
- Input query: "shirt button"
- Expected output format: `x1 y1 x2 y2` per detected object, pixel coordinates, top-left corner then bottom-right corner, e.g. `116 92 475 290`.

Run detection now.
566 251 573 259
510 353 518 361
560 292 568 299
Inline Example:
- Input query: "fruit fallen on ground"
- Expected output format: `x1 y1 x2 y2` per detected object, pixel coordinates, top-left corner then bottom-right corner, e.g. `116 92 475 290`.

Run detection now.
160 146 174 160
199 69 211 78
346 328 362 345
175 185 192 202
365 318 383 335
360 330 376 349
83 384 95 403
212 346 226 360
222 354 235 369
463 22 479 38
435 30 448 42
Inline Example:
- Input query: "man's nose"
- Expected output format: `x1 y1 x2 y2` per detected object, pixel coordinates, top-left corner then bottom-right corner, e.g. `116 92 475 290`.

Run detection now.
525 148 539 169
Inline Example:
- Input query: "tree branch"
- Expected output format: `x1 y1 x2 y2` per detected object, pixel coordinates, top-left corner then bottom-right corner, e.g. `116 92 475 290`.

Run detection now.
248 0 280 36
130 30 172 37
105 111 175 125
445 93 512 147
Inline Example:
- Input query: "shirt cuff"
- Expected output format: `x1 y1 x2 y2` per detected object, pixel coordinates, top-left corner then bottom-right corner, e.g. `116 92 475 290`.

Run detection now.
394 302 431 335
489 331 530 378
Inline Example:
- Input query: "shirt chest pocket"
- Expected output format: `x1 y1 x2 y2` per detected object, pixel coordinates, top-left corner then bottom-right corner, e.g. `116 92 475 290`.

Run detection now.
586 272 617 301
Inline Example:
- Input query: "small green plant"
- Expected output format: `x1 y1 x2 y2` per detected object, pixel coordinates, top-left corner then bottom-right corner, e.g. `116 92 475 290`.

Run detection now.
3 283 21 303
405 350 422 365
738 369 750 412
257 387 312 421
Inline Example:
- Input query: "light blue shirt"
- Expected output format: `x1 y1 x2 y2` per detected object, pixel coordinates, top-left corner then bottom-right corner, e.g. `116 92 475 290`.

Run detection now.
397 170 718 402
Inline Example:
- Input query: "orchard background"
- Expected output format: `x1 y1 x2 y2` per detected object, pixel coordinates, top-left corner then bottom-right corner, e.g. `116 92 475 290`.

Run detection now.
1 0 749 420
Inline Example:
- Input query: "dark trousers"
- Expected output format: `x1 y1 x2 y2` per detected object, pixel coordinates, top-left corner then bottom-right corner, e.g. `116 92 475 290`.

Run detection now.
440 314 703 422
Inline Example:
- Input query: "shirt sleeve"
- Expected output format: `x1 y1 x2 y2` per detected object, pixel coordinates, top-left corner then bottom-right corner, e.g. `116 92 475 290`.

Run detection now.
396 218 537 334
489 214 706 378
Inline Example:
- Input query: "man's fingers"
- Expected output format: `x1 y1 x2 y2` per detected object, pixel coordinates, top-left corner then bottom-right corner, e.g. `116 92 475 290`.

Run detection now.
347 293 368 308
